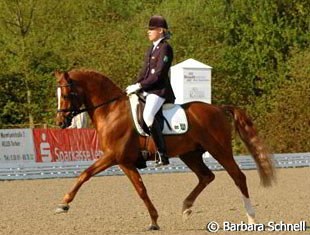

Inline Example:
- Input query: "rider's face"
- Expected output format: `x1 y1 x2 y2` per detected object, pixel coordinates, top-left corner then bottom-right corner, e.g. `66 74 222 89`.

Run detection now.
147 28 163 42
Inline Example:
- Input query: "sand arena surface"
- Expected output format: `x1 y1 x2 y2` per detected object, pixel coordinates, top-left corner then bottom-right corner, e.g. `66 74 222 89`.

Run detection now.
0 167 309 235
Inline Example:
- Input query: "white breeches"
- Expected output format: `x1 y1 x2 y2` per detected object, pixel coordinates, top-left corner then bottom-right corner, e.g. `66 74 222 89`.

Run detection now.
143 93 165 127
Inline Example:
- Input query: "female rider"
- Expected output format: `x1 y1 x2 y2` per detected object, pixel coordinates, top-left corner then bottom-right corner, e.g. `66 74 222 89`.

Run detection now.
126 15 175 167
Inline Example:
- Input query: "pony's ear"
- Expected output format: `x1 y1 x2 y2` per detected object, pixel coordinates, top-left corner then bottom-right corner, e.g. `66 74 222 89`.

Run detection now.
63 71 70 81
53 70 70 82
54 70 62 82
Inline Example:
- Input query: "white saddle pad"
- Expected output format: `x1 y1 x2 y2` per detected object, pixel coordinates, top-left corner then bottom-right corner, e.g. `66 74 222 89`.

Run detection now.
128 94 188 136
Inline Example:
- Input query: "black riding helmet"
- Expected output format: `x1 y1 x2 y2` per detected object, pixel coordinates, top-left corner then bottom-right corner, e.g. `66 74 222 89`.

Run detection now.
148 15 168 30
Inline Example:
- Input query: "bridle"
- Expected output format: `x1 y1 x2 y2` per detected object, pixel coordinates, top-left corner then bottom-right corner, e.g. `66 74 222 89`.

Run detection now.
57 78 124 128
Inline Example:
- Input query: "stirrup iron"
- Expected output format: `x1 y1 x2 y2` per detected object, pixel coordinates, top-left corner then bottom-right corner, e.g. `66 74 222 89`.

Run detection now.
154 151 169 167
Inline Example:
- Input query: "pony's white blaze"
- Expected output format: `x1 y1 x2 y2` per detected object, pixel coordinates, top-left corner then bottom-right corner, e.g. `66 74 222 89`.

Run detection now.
242 195 256 224
57 87 61 110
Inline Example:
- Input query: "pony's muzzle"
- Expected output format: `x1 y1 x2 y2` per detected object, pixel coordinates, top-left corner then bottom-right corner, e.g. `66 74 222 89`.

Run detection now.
56 112 72 129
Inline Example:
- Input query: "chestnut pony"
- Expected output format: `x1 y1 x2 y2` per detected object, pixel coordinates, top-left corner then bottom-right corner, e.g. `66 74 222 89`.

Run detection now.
54 69 275 230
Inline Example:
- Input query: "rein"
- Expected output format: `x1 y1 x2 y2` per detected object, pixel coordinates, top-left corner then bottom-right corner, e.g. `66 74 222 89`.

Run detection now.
56 79 125 115
57 95 124 115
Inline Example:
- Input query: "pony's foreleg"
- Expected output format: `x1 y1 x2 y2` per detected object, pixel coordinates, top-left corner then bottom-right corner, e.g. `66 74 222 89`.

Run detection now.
119 164 160 231
55 154 115 214
179 151 215 221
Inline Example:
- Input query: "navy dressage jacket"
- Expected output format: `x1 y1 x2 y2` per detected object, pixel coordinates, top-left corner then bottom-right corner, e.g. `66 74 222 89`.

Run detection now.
136 39 175 103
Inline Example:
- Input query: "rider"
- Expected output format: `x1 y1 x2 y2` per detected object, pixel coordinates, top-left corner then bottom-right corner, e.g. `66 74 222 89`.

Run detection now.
126 15 175 167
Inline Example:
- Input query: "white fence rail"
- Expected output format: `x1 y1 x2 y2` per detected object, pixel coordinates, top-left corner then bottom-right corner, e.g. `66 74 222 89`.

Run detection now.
0 152 309 180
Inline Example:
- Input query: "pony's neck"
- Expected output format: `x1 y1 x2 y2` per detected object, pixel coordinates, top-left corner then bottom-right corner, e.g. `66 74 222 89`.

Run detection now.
70 70 124 122
90 77 123 104
72 70 123 106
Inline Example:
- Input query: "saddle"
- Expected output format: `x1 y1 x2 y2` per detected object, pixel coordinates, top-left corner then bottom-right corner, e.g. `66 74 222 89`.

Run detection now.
128 93 188 136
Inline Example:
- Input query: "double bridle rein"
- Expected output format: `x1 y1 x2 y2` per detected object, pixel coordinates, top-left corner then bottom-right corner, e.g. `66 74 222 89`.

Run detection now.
57 79 124 128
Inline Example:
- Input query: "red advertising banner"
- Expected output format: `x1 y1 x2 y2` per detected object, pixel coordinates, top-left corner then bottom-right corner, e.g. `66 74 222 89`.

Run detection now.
33 129 102 162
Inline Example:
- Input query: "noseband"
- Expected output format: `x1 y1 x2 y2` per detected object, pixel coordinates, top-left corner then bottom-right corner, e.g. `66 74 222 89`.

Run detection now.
57 79 123 128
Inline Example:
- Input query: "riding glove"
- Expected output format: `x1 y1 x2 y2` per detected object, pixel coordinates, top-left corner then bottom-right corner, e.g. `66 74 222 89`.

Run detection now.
125 83 141 95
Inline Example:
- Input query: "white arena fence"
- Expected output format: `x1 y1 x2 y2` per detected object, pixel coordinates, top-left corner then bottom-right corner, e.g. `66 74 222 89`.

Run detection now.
0 128 309 180
0 153 309 180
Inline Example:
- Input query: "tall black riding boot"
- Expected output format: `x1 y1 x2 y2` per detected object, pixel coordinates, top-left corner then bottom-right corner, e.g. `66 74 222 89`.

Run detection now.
149 120 170 167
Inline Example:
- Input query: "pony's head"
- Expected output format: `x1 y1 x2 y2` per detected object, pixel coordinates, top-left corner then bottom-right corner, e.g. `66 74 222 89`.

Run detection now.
54 71 84 129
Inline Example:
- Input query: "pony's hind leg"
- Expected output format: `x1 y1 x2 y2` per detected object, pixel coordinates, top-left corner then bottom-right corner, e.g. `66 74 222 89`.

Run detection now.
220 157 256 224
179 150 215 221
207 144 256 224
55 152 115 214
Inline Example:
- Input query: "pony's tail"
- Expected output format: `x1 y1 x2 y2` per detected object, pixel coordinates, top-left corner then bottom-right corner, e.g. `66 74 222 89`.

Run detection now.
221 105 276 187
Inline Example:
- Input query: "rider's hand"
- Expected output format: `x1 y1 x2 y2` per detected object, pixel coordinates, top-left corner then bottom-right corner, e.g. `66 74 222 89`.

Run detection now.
125 83 141 95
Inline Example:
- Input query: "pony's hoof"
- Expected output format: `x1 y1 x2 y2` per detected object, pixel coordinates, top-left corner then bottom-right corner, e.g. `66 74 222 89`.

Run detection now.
55 204 70 214
147 224 160 230
182 208 192 221
247 213 256 224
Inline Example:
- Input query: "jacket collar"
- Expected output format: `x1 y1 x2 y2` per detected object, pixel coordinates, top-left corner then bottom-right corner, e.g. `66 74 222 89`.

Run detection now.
152 37 165 49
